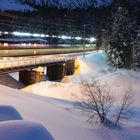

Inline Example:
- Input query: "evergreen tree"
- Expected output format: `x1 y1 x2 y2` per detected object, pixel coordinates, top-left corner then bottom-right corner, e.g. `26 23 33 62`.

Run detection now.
107 6 136 69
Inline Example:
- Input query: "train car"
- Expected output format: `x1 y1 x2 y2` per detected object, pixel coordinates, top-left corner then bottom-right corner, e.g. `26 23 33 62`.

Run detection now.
0 37 48 49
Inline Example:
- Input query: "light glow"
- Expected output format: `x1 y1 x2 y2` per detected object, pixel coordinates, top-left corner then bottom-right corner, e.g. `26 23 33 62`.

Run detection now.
13 32 32 36
75 37 82 40
32 34 40 37
6 31 96 41
4 31 9 34
61 36 71 39
89 37 96 42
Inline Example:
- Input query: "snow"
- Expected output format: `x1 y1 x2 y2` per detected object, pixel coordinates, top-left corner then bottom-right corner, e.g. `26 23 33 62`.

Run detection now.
22 51 108 100
0 120 54 140
0 85 95 140
0 0 34 11
0 51 140 140
0 105 22 121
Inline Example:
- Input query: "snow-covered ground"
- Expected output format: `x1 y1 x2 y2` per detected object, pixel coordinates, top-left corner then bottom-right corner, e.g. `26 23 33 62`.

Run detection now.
0 51 140 140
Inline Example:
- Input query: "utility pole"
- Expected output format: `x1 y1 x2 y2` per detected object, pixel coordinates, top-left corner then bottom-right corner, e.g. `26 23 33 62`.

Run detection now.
83 24 86 58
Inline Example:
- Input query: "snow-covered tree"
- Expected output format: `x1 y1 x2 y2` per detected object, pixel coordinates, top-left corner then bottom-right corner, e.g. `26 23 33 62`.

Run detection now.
132 28 140 69
107 6 136 69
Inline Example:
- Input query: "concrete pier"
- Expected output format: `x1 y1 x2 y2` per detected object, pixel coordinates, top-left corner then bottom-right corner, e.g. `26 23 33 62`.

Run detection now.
19 69 44 85
65 60 75 75
19 59 76 84
47 63 65 81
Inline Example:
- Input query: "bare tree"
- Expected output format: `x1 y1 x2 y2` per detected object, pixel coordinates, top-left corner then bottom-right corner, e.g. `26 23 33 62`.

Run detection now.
74 79 134 127
74 80 114 124
115 87 134 126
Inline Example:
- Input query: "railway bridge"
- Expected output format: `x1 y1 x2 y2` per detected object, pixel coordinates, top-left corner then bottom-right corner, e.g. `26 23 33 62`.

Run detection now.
0 55 76 85
0 46 95 85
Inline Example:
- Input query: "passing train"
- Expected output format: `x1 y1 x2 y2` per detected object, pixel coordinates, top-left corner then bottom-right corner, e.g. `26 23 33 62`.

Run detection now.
0 37 95 50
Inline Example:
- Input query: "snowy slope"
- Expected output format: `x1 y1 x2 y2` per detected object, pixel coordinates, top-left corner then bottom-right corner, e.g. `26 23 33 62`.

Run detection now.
0 0 34 11
1 84 140 140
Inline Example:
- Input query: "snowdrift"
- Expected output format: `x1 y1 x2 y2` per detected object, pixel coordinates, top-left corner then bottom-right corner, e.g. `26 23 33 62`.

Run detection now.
0 105 22 122
0 120 54 140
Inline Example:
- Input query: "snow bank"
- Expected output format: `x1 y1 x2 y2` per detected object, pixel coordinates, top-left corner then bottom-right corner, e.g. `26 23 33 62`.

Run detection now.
78 51 107 73
0 120 54 140
22 81 81 100
0 105 22 122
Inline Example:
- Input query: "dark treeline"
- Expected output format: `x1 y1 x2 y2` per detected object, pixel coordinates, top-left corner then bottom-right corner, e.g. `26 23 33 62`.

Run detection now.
0 0 139 37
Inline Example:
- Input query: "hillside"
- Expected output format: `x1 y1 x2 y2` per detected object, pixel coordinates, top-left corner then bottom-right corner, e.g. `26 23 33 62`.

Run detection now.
0 0 113 11
0 0 33 11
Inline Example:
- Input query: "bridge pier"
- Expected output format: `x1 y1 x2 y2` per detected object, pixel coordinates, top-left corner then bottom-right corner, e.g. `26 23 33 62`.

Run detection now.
18 59 76 84
47 63 65 81
65 60 75 75
19 68 44 85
